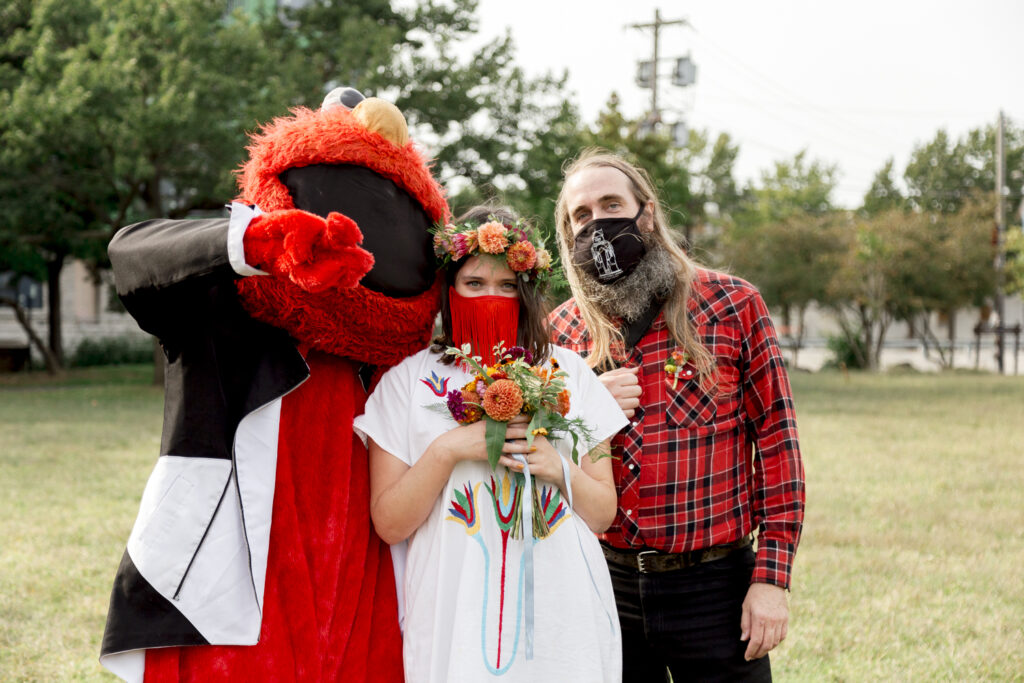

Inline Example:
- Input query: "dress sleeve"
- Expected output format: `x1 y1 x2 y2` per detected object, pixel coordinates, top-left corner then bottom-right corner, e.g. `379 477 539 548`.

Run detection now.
353 359 414 465
558 347 629 456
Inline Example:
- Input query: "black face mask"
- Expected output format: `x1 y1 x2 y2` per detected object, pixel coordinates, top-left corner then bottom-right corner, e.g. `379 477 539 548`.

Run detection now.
571 205 647 284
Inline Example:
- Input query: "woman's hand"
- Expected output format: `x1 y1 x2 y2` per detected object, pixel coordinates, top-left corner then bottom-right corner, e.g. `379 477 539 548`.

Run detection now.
429 419 488 466
498 415 565 488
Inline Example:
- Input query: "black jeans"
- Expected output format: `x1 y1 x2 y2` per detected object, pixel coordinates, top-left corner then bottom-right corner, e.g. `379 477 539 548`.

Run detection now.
607 546 772 683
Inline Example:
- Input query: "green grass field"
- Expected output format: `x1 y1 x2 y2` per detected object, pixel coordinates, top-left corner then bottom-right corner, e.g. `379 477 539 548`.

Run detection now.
1 366 1022 681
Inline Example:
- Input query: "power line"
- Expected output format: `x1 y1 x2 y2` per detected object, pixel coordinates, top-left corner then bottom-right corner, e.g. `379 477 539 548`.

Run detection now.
686 29 911 152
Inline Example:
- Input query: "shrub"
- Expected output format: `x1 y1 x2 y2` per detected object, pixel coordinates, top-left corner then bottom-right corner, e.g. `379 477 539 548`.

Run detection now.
825 332 868 370
69 336 153 367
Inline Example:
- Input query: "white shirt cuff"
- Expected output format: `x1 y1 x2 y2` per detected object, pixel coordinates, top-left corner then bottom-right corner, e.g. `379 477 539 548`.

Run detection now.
227 202 268 277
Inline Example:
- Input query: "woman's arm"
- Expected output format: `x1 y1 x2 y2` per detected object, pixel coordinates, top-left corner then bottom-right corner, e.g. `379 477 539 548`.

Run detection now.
369 420 489 545
498 430 617 533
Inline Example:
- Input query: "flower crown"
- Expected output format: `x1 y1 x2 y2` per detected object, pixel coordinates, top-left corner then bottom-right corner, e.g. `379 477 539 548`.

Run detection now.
431 216 557 287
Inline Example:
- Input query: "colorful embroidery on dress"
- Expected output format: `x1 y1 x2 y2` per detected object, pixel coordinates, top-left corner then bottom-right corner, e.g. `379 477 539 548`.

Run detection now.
420 371 450 397
446 481 481 534
446 470 571 673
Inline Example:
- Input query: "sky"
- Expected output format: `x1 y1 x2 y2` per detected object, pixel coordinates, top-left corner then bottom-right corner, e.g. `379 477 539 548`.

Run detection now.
471 0 1023 209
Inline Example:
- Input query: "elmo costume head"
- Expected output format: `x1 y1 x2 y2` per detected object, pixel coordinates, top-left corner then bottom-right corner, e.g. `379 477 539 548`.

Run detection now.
235 88 448 367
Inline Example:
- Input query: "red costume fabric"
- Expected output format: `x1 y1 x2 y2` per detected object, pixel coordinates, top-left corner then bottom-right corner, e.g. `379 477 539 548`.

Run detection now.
145 354 403 681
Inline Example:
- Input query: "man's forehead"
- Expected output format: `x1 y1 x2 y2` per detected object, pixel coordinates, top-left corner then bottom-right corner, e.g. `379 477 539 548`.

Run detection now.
566 165 632 205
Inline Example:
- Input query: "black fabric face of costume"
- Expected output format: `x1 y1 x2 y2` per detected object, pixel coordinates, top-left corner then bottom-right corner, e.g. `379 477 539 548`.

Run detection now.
280 164 435 297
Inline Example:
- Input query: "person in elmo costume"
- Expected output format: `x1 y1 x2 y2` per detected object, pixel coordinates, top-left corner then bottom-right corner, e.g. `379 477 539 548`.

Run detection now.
99 87 447 683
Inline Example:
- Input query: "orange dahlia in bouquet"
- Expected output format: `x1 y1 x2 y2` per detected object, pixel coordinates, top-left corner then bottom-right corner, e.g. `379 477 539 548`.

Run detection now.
441 343 596 469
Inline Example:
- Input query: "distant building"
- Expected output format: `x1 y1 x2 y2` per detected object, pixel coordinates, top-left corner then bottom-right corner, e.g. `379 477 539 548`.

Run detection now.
0 260 149 367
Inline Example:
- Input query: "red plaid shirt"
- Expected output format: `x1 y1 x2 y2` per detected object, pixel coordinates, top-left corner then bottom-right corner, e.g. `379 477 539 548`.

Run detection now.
549 269 805 589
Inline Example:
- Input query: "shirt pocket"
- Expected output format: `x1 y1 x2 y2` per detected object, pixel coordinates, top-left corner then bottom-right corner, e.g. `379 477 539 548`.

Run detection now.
665 376 718 427
664 359 742 430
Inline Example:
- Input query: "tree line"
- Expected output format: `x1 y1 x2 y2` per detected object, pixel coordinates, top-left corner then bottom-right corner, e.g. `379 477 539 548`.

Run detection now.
1 0 1021 372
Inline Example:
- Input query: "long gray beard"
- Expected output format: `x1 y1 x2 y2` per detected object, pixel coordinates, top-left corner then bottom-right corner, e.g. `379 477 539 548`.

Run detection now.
577 242 678 323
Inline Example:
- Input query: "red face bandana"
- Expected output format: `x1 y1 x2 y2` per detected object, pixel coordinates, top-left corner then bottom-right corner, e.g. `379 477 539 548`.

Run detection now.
449 287 520 366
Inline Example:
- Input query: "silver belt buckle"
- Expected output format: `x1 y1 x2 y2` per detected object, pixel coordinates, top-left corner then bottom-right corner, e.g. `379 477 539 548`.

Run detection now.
636 549 657 573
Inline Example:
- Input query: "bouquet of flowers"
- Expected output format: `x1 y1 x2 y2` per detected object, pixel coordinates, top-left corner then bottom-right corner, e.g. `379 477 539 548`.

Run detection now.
442 343 598 470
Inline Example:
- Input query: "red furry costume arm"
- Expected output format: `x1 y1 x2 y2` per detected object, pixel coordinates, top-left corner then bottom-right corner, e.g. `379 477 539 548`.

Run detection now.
243 209 374 293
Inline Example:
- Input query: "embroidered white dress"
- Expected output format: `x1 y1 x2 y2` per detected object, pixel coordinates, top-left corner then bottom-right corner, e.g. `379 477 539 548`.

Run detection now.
354 345 626 683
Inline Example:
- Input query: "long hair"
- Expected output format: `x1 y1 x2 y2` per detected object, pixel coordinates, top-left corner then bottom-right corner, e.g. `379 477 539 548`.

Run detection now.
553 149 716 386
430 205 552 365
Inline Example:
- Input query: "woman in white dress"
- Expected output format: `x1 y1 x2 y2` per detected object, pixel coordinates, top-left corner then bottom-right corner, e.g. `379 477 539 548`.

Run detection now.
354 207 627 682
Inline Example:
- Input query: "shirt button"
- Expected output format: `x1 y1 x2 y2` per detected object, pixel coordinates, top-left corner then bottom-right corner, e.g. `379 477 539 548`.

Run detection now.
628 463 635 471
625 509 633 516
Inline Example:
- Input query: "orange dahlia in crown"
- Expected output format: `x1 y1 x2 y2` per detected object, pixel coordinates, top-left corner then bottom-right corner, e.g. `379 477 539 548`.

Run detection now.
431 216 558 287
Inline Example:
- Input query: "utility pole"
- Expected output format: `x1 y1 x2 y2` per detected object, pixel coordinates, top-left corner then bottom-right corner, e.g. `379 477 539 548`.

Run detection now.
630 9 688 127
995 111 1006 374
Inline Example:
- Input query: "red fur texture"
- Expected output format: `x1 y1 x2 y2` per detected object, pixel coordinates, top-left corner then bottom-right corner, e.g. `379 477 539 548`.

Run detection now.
236 275 441 366
237 105 447 223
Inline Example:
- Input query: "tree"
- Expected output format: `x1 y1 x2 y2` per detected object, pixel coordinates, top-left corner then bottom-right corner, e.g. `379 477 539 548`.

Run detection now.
826 200 996 370
720 150 840 364
0 0 280 365
1007 225 1024 298
862 158 905 216
904 121 1023 216
682 128 742 239
735 150 838 229
882 197 995 368
724 213 848 367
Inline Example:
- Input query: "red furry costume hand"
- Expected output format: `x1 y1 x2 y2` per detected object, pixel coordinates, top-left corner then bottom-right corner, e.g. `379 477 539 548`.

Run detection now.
243 209 374 293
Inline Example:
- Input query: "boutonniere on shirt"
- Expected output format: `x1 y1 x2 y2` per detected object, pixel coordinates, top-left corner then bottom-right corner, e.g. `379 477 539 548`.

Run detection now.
665 350 694 389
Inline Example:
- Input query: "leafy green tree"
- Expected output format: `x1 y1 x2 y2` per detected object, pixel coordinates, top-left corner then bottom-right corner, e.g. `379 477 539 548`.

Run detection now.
904 121 1023 216
724 213 849 367
903 129 977 214
900 197 996 367
736 150 838 228
862 158 905 216
0 0 278 364
720 150 841 363
827 200 995 370
682 128 742 236
264 0 589 240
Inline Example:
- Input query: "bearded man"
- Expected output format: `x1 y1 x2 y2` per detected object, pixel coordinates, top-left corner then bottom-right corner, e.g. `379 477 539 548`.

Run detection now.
548 149 805 682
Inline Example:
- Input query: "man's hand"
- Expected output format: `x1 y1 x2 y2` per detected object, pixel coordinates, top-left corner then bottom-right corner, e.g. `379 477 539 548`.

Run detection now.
740 582 789 660
243 209 374 293
598 366 642 418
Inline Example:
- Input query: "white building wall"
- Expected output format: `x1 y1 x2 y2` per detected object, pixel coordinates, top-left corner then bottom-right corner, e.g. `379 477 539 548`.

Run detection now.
0 259 149 363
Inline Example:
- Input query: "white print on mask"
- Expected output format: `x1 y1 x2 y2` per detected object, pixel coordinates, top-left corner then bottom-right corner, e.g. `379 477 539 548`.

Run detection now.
591 229 623 282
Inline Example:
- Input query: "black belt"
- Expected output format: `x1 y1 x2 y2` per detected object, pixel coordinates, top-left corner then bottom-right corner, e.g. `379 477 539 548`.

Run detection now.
601 536 753 573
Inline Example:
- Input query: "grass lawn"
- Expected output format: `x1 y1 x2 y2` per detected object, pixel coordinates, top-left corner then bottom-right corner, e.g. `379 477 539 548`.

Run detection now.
1 366 1022 680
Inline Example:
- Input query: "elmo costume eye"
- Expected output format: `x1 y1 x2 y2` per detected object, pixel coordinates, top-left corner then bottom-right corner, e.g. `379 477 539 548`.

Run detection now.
321 86 366 111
